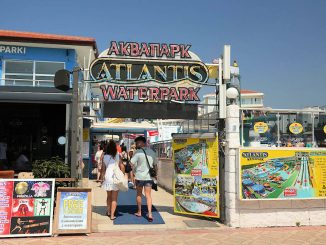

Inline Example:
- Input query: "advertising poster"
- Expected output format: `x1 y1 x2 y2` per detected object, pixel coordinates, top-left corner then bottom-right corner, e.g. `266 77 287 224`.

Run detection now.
173 135 219 218
240 148 326 200
0 179 54 238
58 192 88 230
54 188 92 234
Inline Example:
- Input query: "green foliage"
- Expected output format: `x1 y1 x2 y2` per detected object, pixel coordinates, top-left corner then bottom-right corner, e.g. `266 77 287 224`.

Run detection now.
32 156 70 178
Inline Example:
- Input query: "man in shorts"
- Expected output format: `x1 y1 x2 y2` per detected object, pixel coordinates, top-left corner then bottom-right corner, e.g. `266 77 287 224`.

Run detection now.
130 136 157 222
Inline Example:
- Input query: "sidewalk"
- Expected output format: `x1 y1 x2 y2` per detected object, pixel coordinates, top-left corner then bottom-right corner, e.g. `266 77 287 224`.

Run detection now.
90 179 220 232
2 180 326 244
2 226 326 244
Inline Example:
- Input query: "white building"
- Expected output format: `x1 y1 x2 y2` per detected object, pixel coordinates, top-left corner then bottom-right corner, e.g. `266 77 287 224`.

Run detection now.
201 89 264 115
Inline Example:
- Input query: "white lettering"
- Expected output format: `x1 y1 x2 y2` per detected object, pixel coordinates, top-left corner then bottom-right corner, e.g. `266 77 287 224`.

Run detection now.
0 45 26 54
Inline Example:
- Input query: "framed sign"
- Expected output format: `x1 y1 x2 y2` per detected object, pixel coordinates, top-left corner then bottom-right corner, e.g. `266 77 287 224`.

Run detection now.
53 188 92 234
173 133 219 218
240 148 326 200
0 178 55 238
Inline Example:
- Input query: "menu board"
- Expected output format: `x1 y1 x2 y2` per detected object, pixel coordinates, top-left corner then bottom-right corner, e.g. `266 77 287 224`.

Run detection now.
173 135 219 218
53 188 92 234
240 148 326 200
0 179 54 238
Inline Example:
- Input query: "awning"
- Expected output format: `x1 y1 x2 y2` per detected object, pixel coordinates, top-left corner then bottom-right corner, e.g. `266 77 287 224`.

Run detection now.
0 86 72 104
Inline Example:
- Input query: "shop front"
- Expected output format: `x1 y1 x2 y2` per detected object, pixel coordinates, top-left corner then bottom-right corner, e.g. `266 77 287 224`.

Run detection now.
0 30 97 177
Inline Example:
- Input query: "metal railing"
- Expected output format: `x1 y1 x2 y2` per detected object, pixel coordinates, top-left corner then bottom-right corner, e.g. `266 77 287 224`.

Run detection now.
0 78 55 87
240 107 326 148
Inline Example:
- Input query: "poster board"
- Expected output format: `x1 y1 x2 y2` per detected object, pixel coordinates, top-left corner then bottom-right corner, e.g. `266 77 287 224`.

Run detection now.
173 133 219 218
240 148 326 200
53 187 92 234
0 178 55 238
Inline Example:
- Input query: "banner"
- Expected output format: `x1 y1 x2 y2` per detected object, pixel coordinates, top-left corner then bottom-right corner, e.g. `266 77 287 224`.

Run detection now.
240 148 326 200
173 135 219 218
0 179 55 238
53 188 92 234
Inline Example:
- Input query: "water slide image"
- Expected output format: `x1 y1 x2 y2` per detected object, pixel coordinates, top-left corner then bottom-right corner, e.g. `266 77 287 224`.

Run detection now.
174 143 209 175
241 152 316 199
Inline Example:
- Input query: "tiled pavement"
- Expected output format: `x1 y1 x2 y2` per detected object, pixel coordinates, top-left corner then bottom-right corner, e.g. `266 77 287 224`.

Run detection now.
2 226 326 244
2 180 326 244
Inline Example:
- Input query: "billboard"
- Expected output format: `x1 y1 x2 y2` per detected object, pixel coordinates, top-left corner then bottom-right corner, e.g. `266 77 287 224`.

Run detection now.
173 135 219 218
240 148 326 200
0 179 55 238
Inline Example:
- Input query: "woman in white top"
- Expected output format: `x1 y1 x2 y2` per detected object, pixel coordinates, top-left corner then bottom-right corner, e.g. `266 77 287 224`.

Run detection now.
100 140 124 220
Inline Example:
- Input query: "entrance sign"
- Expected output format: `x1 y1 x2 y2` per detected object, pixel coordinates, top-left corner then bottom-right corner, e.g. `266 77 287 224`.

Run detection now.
173 134 219 218
240 148 326 200
89 41 209 102
0 179 55 238
53 188 92 234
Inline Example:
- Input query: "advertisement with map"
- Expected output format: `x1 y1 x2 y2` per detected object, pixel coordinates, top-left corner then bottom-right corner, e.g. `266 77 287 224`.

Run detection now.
240 148 326 200
0 179 55 238
173 135 219 218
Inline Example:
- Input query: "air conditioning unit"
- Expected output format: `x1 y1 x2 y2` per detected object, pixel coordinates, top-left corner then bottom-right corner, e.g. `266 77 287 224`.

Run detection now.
92 98 100 111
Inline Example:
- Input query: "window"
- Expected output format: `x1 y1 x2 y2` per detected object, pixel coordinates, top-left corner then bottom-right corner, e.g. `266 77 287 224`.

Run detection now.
4 60 65 87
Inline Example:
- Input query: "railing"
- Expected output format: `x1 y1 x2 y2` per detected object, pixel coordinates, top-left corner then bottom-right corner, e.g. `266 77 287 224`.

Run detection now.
0 78 55 87
240 108 326 148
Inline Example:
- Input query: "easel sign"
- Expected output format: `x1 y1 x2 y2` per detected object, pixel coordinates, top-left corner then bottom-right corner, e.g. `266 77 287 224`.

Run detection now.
0 178 55 238
53 187 92 234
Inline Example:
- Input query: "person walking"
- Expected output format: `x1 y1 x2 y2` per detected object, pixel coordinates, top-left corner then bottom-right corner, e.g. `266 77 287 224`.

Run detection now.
100 140 124 220
130 136 157 222
128 149 136 189
95 144 104 182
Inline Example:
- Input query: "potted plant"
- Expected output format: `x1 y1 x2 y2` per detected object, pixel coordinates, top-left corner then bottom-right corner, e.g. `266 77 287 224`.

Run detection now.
32 156 70 178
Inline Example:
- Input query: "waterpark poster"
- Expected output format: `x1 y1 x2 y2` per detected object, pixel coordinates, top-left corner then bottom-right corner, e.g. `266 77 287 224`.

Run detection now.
0 179 55 238
173 136 219 218
240 148 326 200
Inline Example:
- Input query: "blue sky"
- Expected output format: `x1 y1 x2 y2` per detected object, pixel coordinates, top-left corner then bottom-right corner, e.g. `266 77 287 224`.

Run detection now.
1 0 325 108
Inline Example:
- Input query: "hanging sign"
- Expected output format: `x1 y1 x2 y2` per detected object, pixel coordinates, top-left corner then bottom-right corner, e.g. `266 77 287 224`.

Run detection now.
0 179 55 238
53 188 92 234
173 134 219 218
254 122 269 134
90 41 209 102
289 122 303 134
323 125 326 134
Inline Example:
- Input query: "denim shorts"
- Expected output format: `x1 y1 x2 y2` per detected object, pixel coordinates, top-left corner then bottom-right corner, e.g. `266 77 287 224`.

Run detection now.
135 179 153 187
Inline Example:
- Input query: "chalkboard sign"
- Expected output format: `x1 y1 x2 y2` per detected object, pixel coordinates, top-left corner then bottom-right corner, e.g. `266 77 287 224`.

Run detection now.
53 187 92 234
0 179 55 238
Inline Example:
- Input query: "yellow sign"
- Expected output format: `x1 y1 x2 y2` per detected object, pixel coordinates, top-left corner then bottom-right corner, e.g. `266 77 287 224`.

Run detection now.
240 148 326 200
254 122 268 134
324 125 326 134
173 136 219 218
289 122 303 134
83 128 90 141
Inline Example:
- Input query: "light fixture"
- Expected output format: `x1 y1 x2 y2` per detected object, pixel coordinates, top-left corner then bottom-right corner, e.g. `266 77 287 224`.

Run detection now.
226 87 239 99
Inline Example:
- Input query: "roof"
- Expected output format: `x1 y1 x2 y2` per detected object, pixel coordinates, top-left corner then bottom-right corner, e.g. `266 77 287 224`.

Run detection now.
0 30 97 54
240 89 260 94
203 90 262 98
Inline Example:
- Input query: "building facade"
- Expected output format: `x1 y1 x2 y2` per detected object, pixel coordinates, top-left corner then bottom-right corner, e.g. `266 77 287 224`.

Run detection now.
0 30 97 176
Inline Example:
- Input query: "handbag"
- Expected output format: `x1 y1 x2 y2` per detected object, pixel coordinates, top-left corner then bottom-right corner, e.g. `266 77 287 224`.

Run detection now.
141 148 157 178
112 156 128 192
122 153 132 173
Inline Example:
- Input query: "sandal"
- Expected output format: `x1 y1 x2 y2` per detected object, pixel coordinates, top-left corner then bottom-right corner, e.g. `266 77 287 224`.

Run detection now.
134 213 142 217
106 211 111 217
148 216 153 222
110 217 116 220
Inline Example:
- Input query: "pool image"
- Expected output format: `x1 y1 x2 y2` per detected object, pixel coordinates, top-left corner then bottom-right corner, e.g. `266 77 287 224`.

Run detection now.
241 157 303 199
174 143 209 175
